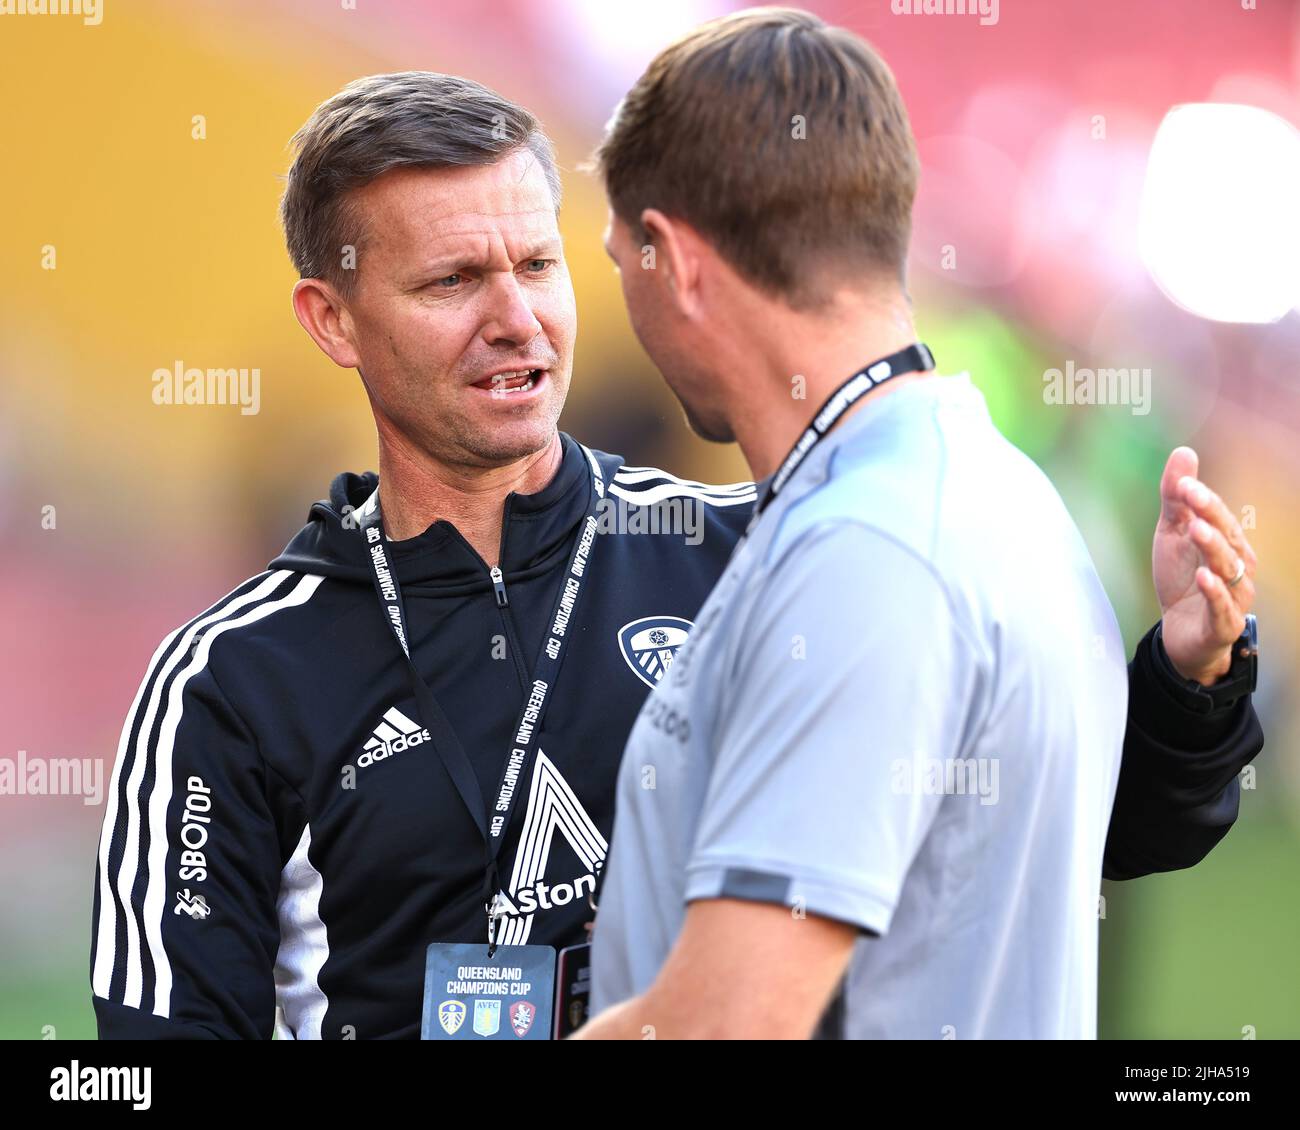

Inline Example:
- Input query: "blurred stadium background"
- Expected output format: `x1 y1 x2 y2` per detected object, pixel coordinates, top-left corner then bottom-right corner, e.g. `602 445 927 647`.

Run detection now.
1 0 1296 1039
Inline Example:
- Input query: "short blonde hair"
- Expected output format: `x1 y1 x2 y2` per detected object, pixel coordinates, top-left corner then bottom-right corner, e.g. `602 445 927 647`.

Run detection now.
592 8 918 307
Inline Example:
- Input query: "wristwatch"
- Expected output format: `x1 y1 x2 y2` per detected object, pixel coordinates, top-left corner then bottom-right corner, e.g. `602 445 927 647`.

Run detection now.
1154 613 1258 715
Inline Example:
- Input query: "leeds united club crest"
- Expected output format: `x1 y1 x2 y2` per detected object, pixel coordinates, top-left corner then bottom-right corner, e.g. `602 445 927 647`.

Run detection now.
438 999 466 1035
617 616 693 688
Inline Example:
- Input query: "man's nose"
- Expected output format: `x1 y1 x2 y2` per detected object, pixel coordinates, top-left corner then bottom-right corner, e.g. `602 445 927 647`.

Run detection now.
481 275 542 348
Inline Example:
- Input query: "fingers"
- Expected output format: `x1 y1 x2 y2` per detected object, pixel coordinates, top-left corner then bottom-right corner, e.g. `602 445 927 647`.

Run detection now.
1189 517 1237 582
1159 446 1198 523
1178 475 1258 606
1195 565 1247 644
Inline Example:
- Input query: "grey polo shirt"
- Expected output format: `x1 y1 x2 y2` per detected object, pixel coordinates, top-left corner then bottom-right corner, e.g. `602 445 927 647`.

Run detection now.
589 373 1127 1038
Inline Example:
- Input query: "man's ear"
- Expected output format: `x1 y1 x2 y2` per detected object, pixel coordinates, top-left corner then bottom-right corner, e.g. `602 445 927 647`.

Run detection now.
292 278 362 369
640 208 700 316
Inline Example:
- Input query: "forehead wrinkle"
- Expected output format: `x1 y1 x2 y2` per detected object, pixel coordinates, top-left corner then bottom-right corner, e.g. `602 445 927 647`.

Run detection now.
424 203 558 244
356 152 558 258
424 205 556 233
359 166 560 277
400 217 561 280
399 180 554 228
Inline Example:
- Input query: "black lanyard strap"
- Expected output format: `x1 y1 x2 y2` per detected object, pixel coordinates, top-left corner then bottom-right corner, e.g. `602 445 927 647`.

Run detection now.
753 342 936 526
358 444 606 952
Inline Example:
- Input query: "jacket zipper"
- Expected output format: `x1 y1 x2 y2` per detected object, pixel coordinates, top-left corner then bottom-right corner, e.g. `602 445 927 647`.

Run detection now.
493 498 531 691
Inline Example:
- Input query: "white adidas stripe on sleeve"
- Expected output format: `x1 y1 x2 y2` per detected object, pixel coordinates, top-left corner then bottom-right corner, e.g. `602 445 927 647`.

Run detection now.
144 573 325 1018
93 570 285 1003
93 570 325 1020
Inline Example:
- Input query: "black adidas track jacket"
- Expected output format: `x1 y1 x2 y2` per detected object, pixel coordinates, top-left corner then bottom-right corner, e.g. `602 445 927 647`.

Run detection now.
90 433 1264 1039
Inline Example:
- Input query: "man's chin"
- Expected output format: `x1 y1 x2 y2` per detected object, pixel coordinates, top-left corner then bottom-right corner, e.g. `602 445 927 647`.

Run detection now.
450 383 566 463
456 415 560 467
682 402 734 445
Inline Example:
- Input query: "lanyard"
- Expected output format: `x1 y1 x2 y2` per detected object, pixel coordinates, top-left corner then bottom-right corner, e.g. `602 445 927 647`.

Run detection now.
749 342 936 531
357 444 606 954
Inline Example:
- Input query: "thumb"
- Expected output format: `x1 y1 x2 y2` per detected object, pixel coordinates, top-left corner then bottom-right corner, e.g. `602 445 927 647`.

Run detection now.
1160 445 1198 523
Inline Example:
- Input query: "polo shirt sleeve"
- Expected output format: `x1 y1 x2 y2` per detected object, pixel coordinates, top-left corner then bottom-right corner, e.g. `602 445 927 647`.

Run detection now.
684 519 984 937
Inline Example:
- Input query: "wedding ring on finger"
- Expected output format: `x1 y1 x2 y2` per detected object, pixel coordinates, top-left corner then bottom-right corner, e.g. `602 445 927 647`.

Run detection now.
1228 558 1246 588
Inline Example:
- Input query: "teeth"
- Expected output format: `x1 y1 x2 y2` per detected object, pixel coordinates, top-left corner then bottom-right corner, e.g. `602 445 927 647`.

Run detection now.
491 373 536 395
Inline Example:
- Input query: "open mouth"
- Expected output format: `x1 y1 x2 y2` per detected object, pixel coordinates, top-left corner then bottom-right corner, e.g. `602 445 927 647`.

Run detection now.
471 369 545 396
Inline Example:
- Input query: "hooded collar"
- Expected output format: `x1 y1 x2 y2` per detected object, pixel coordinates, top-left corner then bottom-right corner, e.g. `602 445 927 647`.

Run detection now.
270 432 602 593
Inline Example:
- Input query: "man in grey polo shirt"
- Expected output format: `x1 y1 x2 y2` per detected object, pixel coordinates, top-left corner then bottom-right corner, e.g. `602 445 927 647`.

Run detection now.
586 367 1126 1039
575 10 1258 1039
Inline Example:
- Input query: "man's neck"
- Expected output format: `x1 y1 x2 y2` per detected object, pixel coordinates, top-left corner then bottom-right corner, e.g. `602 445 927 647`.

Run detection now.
724 291 924 482
375 429 563 567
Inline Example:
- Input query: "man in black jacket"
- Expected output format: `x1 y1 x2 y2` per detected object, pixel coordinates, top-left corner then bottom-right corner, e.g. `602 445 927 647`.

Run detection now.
90 71 1261 1039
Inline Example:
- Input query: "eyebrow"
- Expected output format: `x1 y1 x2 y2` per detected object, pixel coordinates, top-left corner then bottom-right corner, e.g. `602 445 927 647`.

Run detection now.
415 240 562 280
517 241 563 262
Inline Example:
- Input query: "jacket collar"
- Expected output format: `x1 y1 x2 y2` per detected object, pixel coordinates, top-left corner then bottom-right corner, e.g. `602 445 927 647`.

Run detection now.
270 432 604 591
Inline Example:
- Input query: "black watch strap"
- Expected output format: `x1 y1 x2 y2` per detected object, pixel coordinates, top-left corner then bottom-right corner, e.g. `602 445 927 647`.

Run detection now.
1154 614 1258 715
